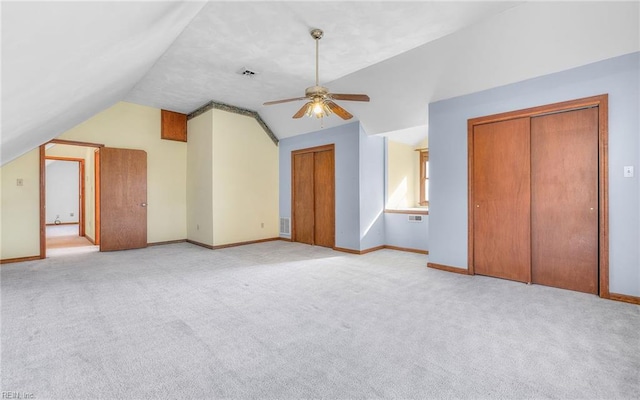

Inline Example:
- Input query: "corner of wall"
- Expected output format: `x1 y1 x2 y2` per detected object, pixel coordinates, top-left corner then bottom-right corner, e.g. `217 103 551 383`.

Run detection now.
358 125 385 250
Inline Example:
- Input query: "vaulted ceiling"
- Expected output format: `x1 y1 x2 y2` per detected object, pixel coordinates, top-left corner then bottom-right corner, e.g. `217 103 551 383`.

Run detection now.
2 1 638 165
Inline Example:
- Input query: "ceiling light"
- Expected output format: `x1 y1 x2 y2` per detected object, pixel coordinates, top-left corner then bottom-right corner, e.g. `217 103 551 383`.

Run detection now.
305 98 333 119
263 28 369 121
313 101 323 116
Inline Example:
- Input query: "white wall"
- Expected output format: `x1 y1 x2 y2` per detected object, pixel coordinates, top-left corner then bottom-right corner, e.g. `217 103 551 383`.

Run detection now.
0 149 40 259
45 160 79 224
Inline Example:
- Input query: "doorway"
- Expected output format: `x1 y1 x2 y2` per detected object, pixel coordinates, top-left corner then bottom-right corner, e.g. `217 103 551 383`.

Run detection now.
40 141 149 256
291 144 335 248
467 94 609 297
44 155 96 256
41 141 102 257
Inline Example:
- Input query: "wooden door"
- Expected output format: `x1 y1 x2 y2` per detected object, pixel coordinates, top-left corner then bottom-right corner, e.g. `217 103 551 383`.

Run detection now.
94 149 101 245
291 145 335 248
313 149 335 247
531 108 599 294
293 152 314 245
473 117 531 282
100 148 147 251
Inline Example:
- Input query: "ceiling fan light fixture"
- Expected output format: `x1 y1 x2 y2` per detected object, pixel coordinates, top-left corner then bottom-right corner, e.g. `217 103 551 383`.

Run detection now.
304 98 333 119
263 28 369 120
313 100 324 115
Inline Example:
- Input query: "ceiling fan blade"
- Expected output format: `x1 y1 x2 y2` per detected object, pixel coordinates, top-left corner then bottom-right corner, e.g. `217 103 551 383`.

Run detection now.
329 93 370 102
263 97 308 106
292 102 310 119
326 101 353 120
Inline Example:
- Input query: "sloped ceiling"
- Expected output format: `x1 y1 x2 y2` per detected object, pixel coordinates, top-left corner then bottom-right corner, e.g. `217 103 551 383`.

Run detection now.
2 1 206 164
2 1 639 165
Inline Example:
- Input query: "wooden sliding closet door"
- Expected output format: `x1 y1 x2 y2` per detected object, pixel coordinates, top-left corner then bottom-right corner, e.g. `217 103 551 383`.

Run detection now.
531 108 599 294
292 145 335 248
469 95 608 296
473 118 531 282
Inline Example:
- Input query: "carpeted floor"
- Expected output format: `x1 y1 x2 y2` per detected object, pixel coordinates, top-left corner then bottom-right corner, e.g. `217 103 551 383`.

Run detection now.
1 241 638 399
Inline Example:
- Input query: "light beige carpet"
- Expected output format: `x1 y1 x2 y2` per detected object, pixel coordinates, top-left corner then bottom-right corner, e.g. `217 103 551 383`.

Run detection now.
2 241 639 399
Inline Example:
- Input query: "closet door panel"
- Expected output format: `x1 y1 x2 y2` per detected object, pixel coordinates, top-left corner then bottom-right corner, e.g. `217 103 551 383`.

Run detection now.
531 108 599 294
473 118 531 282
314 150 335 248
293 152 315 245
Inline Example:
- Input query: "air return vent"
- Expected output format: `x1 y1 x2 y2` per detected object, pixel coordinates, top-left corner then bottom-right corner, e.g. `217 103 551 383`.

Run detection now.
280 218 290 234
237 67 258 76
408 215 423 223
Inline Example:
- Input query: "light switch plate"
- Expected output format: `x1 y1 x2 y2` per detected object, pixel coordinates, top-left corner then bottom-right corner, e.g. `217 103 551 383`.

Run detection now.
624 166 634 178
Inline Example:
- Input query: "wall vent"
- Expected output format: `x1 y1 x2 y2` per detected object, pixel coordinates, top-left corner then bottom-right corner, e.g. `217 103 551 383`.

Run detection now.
237 67 258 76
408 215 423 223
280 217 290 234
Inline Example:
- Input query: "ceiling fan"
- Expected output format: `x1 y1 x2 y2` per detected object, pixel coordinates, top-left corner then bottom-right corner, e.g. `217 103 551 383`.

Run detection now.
263 28 370 120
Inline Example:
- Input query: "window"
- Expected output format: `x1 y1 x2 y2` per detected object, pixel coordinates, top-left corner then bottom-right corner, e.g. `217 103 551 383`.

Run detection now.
419 149 429 207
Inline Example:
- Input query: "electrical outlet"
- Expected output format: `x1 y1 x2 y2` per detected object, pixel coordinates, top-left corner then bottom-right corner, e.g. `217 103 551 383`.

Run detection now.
16 178 23 186
261 222 264 228
196 224 200 230
624 166 634 178
70 212 74 217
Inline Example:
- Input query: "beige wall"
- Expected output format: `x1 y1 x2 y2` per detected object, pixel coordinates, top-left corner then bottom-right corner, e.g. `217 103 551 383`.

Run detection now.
387 140 419 209
0 149 40 259
83 147 96 241
1 101 278 260
186 110 214 245
211 109 279 245
59 102 187 243
186 108 279 246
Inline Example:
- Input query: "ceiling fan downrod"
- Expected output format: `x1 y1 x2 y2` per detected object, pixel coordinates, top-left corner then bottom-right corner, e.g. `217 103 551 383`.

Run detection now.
310 28 323 87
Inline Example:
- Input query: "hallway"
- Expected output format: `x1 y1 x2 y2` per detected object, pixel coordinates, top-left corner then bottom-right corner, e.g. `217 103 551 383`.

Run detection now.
46 224 98 256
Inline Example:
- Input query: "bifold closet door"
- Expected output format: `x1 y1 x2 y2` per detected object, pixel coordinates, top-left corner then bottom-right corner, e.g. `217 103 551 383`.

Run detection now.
293 152 315 245
292 146 335 248
473 117 531 282
531 108 599 294
313 149 335 248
